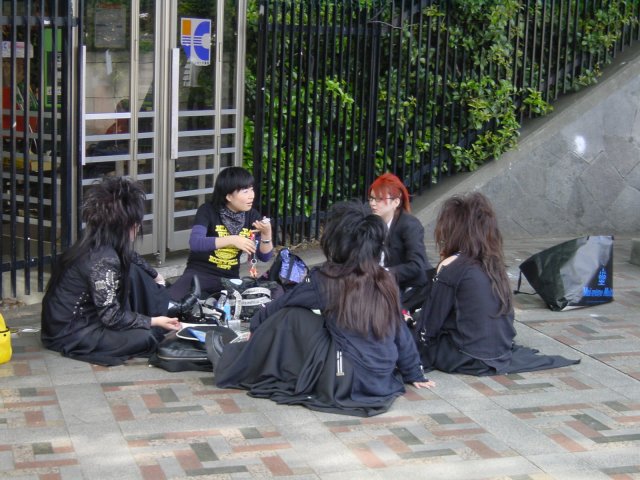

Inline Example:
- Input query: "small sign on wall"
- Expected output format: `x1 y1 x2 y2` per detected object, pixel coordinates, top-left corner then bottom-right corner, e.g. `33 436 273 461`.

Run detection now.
181 18 212 66
95 5 127 49
2 41 33 58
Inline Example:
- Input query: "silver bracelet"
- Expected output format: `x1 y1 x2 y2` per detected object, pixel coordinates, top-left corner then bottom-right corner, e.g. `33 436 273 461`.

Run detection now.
261 239 272 244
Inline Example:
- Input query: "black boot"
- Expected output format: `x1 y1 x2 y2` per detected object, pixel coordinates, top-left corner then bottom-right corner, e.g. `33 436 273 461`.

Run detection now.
167 275 201 321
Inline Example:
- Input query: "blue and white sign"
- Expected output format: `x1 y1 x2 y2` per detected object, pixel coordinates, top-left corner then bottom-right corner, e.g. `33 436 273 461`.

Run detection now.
180 18 212 66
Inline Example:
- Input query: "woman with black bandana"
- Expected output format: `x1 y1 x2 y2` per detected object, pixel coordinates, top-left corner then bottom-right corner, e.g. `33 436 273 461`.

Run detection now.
168 167 274 300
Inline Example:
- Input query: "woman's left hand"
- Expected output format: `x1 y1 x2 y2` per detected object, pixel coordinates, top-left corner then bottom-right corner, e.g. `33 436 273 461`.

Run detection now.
413 379 436 389
151 316 182 331
154 273 166 286
252 218 272 238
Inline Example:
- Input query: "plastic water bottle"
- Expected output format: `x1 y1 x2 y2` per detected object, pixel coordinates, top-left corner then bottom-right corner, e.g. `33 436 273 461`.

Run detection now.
217 290 228 309
227 315 241 332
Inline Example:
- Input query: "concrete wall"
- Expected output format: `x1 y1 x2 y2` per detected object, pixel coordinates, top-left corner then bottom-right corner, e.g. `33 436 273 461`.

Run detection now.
415 48 640 240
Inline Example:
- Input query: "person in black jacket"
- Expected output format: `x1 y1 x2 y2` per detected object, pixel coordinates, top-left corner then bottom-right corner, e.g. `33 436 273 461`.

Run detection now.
415 192 580 375
215 201 435 417
368 173 432 311
168 167 274 299
41 177 182 366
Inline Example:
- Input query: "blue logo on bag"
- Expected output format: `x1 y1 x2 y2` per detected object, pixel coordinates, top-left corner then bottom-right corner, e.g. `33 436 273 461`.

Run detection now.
597 267 607 286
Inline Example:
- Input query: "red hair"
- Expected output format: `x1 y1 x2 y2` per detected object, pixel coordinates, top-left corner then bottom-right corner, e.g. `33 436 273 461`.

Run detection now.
368 173 411 213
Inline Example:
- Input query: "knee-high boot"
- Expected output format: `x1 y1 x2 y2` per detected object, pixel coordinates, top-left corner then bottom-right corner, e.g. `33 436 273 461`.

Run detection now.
167 275 201 321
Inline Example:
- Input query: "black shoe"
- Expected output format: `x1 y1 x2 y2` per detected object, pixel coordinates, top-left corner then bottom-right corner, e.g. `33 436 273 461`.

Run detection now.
167 275 201 321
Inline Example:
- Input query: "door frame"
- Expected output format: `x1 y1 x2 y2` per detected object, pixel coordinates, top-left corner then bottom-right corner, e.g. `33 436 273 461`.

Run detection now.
81 0 246 262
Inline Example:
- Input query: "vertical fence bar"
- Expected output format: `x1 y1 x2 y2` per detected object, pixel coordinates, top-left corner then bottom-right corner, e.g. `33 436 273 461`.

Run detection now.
60 0 72 253
36 0 46 291
543 1 553 102
291 1 304 243
391 0 403 174
342 2 356 199
354 5 368 191
302 0 316 240
410 1 425 193
427 11 439 184
22 1 33 296
253 0 268 213
437 2 450 178
9 0 18 297
552 1 562 101
324 0 345 202
540 2 549 103
334 1 345 198
364 2 381 190
311 0 323 239
282 1 294 241
562 0 571 94
400 0 413 184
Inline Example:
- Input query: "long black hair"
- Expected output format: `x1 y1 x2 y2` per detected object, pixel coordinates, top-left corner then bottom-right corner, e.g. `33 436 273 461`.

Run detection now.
45 176 146 300
210 167 254 210
319 201 403 339
435 192 513 315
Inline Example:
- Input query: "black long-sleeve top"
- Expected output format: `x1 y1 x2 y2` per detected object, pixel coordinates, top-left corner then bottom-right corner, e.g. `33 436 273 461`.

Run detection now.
41 247 153 353
417 254 516 372
385 210 431 289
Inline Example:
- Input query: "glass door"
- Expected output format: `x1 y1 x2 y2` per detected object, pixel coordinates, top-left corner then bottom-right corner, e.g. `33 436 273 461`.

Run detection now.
82 0 159 254
166 0 243 253
82 0 245 259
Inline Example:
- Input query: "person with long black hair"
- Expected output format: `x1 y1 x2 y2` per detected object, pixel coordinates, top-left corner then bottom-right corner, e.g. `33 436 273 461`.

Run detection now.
415 192 580 375
215 200 435 417
168 166 273 300
41 176 183 366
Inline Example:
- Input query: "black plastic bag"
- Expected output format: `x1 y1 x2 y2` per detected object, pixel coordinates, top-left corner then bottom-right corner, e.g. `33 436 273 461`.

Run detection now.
516 236 614 311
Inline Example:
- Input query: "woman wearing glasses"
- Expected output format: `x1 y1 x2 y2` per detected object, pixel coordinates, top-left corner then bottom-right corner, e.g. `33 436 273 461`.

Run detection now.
368 173 432 311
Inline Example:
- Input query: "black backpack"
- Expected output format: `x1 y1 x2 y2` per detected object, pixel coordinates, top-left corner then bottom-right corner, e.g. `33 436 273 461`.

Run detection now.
262 247 309 289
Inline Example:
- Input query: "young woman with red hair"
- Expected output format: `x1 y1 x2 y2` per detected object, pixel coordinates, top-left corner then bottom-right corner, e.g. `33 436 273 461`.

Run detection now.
368 173 432 310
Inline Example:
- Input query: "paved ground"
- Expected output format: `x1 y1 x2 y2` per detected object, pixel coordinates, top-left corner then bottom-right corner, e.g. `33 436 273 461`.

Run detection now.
1 236 639 480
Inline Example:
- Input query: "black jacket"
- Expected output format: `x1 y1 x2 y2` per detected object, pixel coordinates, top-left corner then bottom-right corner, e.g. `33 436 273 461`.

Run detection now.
251 269 426 386
417 254 516 371
385 210 431 289
41 247 159 362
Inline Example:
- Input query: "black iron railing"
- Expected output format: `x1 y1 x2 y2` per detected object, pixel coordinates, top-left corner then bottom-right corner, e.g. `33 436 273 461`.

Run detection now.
251 0 640 245
0 1 75 299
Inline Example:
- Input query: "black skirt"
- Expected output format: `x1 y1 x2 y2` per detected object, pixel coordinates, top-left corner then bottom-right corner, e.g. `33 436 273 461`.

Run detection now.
215 307 399 417
420 331 580 376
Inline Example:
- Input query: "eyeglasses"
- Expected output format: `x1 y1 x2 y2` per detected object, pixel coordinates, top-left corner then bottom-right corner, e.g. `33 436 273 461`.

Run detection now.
368 196 396 204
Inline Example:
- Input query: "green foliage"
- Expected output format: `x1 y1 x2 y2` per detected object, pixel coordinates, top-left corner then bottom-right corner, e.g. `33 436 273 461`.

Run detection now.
244 0 638 231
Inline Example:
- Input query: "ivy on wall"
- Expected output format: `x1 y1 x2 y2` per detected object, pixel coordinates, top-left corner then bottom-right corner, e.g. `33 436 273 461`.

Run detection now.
244 0 639 238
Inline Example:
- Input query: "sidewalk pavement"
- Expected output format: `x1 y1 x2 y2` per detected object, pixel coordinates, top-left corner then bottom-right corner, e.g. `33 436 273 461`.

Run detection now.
1 236 639 480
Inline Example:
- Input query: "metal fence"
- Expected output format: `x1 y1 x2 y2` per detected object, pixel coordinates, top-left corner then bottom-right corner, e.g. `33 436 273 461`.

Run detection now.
252 0 640 245
0 1 75 299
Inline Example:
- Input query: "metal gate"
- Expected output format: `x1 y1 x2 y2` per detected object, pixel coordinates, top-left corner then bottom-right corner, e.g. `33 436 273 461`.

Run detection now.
252 0 640 246
1 2 76 299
